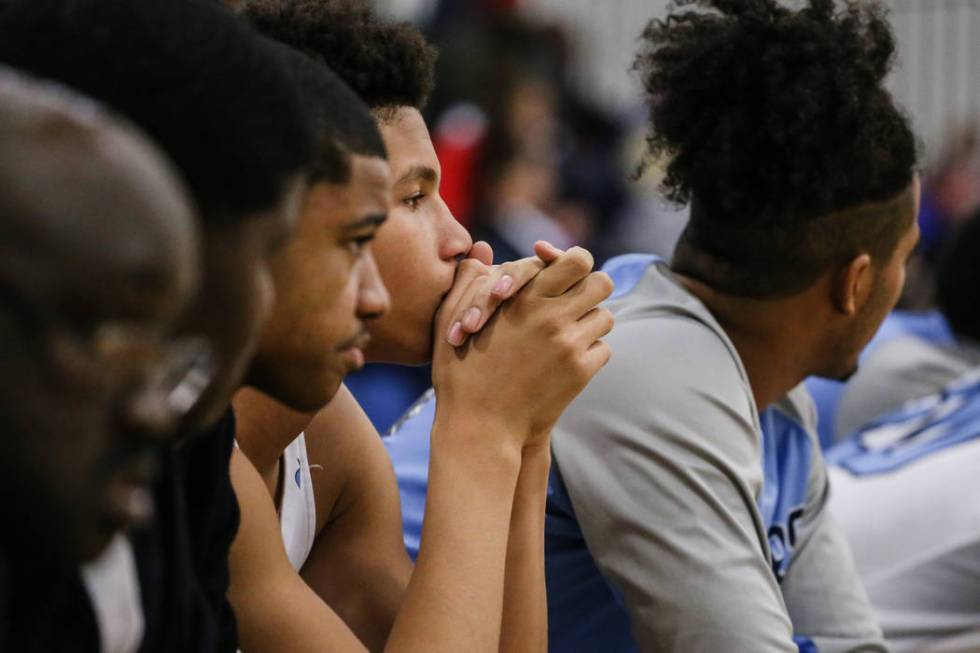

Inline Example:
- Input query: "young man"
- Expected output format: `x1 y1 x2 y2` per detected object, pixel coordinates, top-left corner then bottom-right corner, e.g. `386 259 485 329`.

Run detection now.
827 213 980 653
0 67 199 648
382 1 921 651
227 21 615 651
0 1 315 649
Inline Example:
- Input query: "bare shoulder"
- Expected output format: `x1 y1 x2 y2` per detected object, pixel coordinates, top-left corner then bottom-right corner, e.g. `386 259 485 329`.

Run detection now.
303 383 397 531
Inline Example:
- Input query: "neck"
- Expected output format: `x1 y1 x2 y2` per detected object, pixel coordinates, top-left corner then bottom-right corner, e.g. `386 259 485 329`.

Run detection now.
676 274 817 411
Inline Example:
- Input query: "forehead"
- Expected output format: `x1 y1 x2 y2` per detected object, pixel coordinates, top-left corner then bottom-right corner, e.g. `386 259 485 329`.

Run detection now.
346 154 391 200
378 107 439 180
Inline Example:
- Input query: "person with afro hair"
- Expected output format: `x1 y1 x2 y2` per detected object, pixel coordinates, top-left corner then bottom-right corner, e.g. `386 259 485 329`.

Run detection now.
535 0 919 650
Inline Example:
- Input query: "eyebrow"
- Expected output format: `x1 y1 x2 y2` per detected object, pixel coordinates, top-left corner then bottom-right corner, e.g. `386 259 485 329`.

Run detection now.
395 165 437 186
343 213 388 231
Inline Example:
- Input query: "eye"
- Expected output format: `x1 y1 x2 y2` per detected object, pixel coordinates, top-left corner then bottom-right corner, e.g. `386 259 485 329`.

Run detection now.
404 192 425 210
346 234 375 257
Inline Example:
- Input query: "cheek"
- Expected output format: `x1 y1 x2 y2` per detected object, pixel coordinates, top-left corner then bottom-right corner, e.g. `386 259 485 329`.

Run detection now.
373 215 420 295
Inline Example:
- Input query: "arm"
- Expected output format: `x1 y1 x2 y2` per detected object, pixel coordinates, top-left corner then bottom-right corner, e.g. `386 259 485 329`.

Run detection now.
500 446 551 653
300 385 413 652
552 319 797 652
387 247 613 652
778 389 886 653
385 414 522 651
227 448 367 653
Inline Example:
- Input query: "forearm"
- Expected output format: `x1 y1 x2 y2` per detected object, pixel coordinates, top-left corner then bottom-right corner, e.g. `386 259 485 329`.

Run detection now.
500 446 550 653
385 413 522 653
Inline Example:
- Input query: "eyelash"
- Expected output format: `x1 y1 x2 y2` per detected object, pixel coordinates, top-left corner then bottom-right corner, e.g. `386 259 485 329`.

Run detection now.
405 192 425 209
347 234 374 257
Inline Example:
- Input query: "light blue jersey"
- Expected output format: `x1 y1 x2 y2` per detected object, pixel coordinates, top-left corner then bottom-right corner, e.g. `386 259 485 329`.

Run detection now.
385 255 882 652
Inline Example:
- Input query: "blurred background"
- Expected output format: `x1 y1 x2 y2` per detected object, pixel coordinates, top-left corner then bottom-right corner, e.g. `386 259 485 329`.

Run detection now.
348 0 980 433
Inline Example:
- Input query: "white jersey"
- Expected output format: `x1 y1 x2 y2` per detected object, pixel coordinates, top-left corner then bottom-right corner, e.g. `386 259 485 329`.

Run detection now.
279 431 317 571
81 534 144 653
828 369 980 652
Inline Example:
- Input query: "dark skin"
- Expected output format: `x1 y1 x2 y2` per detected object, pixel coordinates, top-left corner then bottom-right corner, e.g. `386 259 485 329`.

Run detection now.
677 179 922 412
0 75 199 564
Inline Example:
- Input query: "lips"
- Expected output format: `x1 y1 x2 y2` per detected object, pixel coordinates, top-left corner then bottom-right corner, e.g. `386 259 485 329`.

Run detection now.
337 327 371 353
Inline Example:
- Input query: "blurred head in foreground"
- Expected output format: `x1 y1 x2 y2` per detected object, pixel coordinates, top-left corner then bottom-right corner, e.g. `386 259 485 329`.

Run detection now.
0 68 199 564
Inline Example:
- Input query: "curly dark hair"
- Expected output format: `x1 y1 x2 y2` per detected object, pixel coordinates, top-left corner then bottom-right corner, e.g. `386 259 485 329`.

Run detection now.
244 0 437 119
636 0 918 297
0 0 313 225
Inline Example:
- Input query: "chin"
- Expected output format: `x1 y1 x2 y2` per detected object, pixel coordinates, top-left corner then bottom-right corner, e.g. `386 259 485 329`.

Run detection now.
814 359 860 383
365 332 433 366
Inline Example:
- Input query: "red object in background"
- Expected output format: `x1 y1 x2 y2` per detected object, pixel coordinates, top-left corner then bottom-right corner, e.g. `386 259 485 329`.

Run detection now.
433 103 487 230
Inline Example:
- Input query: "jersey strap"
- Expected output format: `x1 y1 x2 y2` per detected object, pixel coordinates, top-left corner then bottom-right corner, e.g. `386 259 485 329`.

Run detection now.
758 406 813 581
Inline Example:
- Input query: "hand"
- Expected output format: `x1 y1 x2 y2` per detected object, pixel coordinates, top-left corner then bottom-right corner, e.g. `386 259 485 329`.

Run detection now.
442 242 562 347
432 244 614 451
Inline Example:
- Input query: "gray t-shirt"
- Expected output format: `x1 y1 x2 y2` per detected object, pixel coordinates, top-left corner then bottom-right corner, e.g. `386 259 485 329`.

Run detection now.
835 336 980 440
550 255 884 652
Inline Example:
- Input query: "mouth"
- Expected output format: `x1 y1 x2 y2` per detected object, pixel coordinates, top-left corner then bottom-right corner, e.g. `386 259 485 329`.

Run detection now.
102 453 157 529
337 328 372 371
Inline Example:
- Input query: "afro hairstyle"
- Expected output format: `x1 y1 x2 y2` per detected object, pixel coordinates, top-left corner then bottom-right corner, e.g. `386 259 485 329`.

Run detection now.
636 0 918 297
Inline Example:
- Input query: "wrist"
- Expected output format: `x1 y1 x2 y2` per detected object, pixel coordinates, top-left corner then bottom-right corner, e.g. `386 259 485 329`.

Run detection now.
431 409 522 469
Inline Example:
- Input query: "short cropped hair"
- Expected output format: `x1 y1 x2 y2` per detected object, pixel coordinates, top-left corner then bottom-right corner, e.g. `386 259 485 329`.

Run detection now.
263 38 387 185
0 0 313 224
636 0 918 298
244 0 437 118
937 213 980 343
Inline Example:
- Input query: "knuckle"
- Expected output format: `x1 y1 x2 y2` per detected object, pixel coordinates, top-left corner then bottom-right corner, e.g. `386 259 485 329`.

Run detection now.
566 246 595 273
593 271 614 296
599 308 615 332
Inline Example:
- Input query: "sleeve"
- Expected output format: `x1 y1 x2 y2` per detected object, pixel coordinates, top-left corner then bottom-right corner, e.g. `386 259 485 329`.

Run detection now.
551 317 797 653
778 389 887 653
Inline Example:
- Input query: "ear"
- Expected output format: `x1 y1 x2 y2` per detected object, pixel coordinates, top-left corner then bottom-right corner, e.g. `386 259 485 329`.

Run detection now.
833 253 872 316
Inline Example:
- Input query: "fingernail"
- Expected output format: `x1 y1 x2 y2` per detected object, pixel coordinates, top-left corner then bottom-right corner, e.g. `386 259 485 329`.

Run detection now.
492 275 514 296
447 321 464 346
462 307 481 331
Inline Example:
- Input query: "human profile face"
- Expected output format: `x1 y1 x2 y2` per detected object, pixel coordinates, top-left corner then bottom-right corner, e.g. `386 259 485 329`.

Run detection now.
365 107 473 365
819 176 922 380
248 154 391 411
0 229 199 565
177 175 307 432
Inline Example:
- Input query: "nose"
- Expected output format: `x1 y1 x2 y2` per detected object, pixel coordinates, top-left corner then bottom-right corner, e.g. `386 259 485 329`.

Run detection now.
435 195 472 261
357 249 390 320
